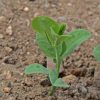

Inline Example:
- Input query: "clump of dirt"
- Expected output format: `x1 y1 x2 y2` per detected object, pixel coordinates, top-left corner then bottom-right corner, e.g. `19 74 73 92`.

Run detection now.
0 0 100 100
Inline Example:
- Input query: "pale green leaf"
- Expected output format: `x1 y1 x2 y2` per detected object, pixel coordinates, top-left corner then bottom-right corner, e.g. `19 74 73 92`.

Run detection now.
48 69 58 85
53 78 70 88
32 16 65 35
93 45 100 62
25 63 49 75
56 34 72 46
58 23 66 35
61 29 91 59
60 42 67 57
45 27 59 46
36 32 62 58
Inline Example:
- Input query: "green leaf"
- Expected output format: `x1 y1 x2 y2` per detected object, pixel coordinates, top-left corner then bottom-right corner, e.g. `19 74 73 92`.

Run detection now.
46 27 59 46
56 34 72 46
48 69 58 85
60 42 67 57
53 78 70 88
93 45 100 62
58 23 66 35
32 16 63 35
32 16 68 58
25 63 49 75
32 16 68 36
61 29 91 59
36 32 62 58
50 27 59 38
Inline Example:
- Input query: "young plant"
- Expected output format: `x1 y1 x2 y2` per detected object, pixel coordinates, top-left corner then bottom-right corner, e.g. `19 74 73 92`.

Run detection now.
93 45 100 62
25 16 91 95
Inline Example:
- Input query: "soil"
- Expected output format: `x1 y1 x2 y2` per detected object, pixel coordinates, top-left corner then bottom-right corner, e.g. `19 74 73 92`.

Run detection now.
0 0 100 100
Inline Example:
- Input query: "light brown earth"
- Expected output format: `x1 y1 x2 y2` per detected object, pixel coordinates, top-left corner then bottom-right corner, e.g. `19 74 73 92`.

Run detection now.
0 0 100 100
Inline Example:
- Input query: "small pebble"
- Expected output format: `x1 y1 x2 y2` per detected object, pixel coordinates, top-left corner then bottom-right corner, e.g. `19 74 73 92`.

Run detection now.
0 16 5 22
97 4 100 8
6 26 13 36
51 4 56 8
0 92 3 97
67 3 72 6
0 34 4 39
23 78 32 86
20 72 24 76
94 33 98 36
10 37 15 41
63 74 78 84
58 3 62 6
90 38 94 42
27 52 30 55
88 11 93 16
3 87 11 93
4 70 13 80
5 47 12 53
23 7 29 12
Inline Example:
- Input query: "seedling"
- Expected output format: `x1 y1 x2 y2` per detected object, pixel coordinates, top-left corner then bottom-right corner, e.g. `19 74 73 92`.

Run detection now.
93 45 100 62
25 16 91 95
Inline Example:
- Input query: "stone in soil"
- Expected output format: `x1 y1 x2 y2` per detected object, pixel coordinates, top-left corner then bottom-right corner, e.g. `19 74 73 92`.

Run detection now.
5 47 12 53
0 16 5 22
67 3 72 6
0 92 3 97
3 87 11 93
0 34 4 39
6 26 13 36
62 74 78 84
22 77 32 87
4 70 13 80
23 7 29 12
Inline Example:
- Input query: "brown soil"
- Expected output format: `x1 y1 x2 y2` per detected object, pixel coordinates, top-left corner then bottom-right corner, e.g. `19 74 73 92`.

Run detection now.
0 0 100 100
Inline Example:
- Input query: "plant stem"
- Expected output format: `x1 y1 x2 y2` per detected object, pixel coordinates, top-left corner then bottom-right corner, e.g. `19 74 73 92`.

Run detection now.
49 47 61 96
55 48 61 76
49 86 56 96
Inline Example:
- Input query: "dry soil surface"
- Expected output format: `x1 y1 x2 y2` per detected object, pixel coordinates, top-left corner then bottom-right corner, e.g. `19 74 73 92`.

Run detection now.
0 0 100 100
